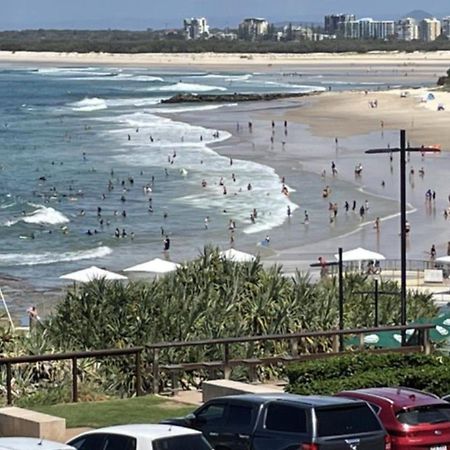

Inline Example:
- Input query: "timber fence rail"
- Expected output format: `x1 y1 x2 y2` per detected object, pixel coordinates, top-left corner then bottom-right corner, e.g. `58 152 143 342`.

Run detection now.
146 323 435 394
0 347 144 406
0 324 435 404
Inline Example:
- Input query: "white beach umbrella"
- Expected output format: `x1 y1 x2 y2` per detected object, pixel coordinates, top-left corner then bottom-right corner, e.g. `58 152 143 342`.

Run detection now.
220 248 256 263
124 258 180 274
436 256 450 264
60 265 127 283
335 247 386 262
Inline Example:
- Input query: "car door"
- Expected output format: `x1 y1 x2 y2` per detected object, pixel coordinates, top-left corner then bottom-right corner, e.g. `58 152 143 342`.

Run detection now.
219 402 255 450
191 401 228 448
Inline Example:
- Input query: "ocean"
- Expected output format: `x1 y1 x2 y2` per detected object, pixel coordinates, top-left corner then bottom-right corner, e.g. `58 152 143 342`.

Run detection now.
0 64 439 315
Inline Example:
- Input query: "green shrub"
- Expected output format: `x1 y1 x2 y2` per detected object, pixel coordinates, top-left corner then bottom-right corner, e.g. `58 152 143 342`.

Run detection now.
287 353 450 397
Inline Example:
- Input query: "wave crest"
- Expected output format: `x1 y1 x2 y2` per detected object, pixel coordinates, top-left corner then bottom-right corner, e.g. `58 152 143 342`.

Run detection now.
0 246 112 267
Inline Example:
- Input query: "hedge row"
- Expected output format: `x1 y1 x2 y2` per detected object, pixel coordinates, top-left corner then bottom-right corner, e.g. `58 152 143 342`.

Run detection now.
286 353 450 397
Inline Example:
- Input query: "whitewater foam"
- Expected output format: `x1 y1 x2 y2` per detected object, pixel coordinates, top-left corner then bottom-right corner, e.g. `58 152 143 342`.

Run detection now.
155 82 227 92
71 97 108 112
0 246 112 267
5 205 70 226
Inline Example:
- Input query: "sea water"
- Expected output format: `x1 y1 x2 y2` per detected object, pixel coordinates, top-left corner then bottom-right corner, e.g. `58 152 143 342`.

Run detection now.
0 65 435 297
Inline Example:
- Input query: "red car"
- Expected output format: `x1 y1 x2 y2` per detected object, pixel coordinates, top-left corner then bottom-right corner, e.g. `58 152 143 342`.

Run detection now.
336 387 450 450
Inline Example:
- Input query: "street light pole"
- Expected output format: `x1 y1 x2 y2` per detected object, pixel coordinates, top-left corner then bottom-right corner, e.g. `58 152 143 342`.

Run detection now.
400 130 407 344
338 247 344 351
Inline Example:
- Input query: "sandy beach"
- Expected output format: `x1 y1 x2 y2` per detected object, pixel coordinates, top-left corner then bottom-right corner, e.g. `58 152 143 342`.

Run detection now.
285 88 450 147
175 83 450 275
1 50 450 71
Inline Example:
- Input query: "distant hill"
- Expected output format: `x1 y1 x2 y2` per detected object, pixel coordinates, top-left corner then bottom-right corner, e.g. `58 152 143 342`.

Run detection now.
401 10 434 21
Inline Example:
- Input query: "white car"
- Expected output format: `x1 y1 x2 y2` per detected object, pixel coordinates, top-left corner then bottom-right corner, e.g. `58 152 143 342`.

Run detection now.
67 424 213 450
0 438 74 450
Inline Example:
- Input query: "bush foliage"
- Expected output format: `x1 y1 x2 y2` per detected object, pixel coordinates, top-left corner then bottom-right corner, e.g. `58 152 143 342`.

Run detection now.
287 353 450 397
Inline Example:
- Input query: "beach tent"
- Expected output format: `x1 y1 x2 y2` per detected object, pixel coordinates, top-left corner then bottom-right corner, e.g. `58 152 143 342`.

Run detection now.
334 247 385 262
436 256 450 264
60 266 127 283
220 249 256 263
124 258 180 274
421 92 436 102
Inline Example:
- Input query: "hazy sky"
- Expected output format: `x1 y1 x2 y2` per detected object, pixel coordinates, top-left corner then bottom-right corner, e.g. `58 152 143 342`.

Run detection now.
1 0 449 30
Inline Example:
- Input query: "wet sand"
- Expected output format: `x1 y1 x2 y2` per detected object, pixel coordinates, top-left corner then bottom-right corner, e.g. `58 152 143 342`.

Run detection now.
173 86 450 274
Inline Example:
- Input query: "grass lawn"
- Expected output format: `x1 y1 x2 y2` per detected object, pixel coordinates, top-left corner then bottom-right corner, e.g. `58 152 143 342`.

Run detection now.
31 395 194 428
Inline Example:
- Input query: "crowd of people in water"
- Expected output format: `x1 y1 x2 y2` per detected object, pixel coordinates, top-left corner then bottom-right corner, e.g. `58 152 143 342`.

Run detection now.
18 113 450 261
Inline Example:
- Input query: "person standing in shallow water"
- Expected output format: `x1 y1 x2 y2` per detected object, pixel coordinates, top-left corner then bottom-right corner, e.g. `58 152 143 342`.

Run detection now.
163 236 170 252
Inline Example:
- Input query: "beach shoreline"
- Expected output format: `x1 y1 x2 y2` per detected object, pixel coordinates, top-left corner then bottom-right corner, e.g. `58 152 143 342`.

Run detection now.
1 58 450 319
170 85 450 274
1 50 450 70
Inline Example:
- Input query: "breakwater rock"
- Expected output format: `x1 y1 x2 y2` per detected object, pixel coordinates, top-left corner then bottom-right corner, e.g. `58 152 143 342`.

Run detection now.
161 91 319 104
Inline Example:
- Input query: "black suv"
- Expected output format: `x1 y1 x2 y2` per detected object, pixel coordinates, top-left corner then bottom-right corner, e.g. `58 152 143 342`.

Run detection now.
163 393 389 450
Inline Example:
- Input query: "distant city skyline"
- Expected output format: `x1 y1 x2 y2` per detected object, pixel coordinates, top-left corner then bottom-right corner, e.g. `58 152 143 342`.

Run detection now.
1 0 450 30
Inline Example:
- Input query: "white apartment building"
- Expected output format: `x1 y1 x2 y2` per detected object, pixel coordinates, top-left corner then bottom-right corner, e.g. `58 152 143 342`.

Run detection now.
396 18 419 41
343 18 395 40
419 18 441 41
183 17 209 40
238 18 269 40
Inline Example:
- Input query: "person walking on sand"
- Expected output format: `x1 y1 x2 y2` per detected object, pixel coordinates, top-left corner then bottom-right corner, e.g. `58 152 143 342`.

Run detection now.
331 161 337 176
430 244 436 260
374 217 380 231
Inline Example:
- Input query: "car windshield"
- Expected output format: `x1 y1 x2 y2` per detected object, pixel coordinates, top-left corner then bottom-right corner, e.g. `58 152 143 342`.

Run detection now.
316 405 382 437
153 434 211 450
397 404 450 425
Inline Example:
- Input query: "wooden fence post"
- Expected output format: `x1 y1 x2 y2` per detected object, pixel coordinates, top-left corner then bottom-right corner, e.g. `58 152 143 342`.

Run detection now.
152 348 160 394
72 357 78 403
223 343 231 379
135 350 142 397
6 363 12 405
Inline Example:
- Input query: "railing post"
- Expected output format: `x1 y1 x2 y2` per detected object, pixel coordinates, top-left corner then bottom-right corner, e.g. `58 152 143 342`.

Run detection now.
290 338 299 357
152 348 160 394
135 350 142 397
6 363 12 405
359 333 365 350
332 333 340 353
423 328 431 355
72 357 78 403
223 343 231 379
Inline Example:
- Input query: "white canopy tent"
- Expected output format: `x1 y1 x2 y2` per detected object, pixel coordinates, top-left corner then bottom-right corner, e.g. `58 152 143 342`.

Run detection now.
436 256 450 264
60 266 127 283
124 258 180 274
334 247 385 272
220 249 256 263
334 247 386 262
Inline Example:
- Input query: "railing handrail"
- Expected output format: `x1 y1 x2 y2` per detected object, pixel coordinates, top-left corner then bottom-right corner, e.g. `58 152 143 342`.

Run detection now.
145 324 435 350
0 346 143 365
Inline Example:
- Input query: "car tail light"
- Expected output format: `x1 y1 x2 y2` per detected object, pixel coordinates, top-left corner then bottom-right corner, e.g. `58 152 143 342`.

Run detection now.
301 444 318 450
384 434 392 450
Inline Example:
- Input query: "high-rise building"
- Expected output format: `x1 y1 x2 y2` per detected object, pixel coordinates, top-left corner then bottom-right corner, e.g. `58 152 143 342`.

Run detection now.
238 18 269 40
324 14 355 35
442 17 450 39
183 17 209 40
342 18 394 40
396 18 419 41
419 18 441 41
